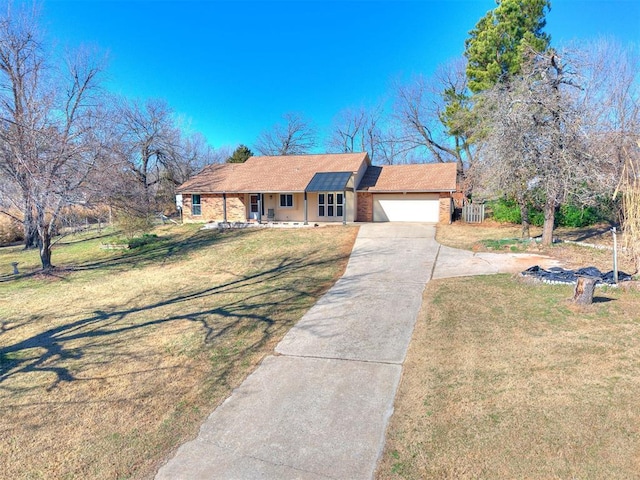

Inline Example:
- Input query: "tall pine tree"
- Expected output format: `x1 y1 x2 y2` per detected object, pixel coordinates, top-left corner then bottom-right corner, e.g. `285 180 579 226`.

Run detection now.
464 0 551 93
226 144 254 163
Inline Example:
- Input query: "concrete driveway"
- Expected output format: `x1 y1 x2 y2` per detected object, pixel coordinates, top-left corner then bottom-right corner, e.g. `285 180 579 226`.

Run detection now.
433 244 561 279
155 223 556 480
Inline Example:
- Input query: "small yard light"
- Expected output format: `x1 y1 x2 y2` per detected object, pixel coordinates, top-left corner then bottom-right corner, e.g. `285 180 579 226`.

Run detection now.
11 262 19 275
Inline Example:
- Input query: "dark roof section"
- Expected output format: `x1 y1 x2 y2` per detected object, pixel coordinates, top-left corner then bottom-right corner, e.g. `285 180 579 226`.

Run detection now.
305 171 353 192
356 165 383 190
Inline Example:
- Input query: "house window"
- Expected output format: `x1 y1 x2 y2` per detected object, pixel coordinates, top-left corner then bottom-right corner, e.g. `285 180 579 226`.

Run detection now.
192 194 202 216
318 192 344 217
279 194 293 208
250 194 259 213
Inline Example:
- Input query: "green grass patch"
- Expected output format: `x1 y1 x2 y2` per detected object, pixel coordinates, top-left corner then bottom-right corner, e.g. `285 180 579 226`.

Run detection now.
480 237 528 251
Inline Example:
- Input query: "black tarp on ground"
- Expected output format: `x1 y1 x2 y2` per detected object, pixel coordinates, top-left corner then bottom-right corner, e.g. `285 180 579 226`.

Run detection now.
521 266 633 285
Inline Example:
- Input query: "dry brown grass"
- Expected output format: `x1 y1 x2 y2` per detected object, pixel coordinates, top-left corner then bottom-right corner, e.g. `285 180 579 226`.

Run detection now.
0 224 358 479
437 221 636 273
0 211 23 245
378 275 640 479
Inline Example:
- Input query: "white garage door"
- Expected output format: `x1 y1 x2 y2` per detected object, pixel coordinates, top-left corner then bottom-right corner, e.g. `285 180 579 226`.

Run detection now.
373 193 440 222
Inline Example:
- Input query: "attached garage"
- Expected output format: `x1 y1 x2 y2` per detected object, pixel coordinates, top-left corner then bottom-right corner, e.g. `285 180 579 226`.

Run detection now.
356 163 459 224
373 193 440 222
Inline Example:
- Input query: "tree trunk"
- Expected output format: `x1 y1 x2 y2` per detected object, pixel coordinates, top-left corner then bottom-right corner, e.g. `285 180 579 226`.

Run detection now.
519 201 530 238
573 276 598 305
23 198 39 249
24 220 38 249
541 200 555 246
39 229 53 271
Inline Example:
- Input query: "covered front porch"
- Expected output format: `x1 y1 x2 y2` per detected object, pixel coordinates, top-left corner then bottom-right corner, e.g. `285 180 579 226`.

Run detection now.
244 172 354 225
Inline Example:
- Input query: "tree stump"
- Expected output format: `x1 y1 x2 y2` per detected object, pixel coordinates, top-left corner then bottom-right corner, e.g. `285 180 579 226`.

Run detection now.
573 276 599 305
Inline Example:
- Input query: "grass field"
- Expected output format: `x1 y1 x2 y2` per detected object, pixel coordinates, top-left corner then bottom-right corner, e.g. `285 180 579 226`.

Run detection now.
0 223 358 479
378 222 640 479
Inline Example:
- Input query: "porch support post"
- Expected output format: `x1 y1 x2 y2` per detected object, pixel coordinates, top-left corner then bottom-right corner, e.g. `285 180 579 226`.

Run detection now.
223 193 227 223
304 191 308 225
258 194 263 223
343 190 347 225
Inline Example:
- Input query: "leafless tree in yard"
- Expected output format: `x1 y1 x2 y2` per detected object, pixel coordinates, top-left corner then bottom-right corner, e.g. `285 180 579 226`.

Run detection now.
254 112 317 155
392 58 474 175
472 47 609 244
0 2 43 248
112 98 182 214
326 105 386 162
587 40 640 271
110 98 217 216
0 3 111 269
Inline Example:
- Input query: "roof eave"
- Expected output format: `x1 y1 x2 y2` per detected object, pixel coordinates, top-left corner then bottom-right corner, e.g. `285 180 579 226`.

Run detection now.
357 188 456 193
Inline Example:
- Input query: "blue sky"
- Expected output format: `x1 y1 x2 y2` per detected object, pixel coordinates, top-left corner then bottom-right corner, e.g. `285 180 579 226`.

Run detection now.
41 0 640 152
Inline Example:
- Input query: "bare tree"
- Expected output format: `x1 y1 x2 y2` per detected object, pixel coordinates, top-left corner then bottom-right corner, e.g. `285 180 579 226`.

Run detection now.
585 40 640 270
327 107 367 154
473 48 607 244
326 105 386 162
0 2 42 248
112 98 182 213
392 58 474 174
254 112 317 155
0 4 109 269
110 98 219 216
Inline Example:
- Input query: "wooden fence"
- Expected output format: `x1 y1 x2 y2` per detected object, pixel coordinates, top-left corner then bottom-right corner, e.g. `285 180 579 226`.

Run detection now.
462 204 485 223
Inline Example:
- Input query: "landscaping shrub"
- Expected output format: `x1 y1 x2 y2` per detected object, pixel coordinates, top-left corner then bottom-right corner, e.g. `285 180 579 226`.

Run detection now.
0 213 23 246
556 204 600 228
115 210 155 238
127 233 160 249
529 208 545 227
487 198 610 228
487 198 521 224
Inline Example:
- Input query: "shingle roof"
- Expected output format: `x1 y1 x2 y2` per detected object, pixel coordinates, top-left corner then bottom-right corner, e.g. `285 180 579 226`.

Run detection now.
177 153 368 193
176 163 240 193
357 163 457 192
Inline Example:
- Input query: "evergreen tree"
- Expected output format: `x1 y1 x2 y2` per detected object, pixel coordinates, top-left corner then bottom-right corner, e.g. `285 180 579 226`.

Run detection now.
226 144 254 163
464 0 551 93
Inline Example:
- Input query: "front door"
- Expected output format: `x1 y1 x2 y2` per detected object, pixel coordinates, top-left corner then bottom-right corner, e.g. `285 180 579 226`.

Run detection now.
250 194 259 220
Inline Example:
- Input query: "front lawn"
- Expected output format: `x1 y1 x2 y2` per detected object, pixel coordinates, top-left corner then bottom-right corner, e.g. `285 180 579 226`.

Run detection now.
0 224 358 479
377 275 640 479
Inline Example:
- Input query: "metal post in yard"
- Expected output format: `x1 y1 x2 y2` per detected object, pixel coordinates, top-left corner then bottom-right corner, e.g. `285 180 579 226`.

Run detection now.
612 227 619 284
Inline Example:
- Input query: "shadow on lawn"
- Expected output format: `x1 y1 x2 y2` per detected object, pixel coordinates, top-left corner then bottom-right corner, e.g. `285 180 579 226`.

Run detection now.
0 251 349 391
0 228 254 283
565 225 616 243
592 296 615 304
72 227 256 271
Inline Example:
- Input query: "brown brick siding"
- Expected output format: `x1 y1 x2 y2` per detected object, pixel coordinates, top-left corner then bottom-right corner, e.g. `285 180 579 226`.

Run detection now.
356 192 373 222
183 193 247 223
439 193 452 224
